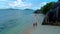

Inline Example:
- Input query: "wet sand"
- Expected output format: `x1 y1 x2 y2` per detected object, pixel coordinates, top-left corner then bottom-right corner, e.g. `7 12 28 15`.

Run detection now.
23 23 39 34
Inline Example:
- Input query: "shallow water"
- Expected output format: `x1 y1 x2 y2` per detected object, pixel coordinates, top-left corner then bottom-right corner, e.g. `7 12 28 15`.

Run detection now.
0 9 35 34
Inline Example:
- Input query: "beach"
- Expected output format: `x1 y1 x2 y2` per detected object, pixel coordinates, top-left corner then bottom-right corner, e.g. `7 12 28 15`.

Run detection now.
0 14 44 34
0 14 60 34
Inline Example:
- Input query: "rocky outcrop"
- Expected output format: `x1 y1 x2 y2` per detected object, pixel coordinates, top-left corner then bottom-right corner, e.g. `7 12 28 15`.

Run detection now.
42 1 60 26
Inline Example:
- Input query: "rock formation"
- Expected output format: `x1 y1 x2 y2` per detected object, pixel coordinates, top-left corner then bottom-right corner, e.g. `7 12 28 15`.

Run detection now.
42 0 60 26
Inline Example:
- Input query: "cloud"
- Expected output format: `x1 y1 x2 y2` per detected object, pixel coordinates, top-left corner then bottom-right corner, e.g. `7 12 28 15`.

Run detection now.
38 2 47 9
31 2 47 10
40 2 47 7
8 0 32 9
0 0 48 9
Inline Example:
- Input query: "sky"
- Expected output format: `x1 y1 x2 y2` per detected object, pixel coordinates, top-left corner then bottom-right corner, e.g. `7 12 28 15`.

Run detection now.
0 0 58 10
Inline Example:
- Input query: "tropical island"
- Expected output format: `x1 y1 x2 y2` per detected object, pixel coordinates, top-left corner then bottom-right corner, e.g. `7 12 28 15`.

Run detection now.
34 0 60 26
34 2 56 14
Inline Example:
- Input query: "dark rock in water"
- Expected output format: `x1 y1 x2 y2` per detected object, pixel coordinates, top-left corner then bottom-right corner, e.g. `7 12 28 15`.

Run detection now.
0 26 5 32
42 1 60 26
59 0 60 1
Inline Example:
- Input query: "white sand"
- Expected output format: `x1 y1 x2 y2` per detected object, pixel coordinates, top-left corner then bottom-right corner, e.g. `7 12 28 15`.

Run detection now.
23 14 60 34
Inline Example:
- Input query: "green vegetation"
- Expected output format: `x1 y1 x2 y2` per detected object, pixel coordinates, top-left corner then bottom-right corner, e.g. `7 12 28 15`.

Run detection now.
34 2 56 14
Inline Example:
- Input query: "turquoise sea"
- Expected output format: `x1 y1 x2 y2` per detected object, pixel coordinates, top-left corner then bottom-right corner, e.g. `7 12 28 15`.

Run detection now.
0 9 36 34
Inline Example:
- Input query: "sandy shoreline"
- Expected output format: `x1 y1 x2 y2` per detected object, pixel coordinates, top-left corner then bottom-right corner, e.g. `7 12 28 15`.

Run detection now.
1 14 60 34
22 14 60 34
23 24 37 34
